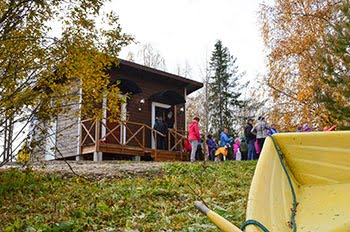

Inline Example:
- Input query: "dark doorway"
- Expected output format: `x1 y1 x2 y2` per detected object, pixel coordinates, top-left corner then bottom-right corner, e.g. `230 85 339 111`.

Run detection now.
153 106 175 150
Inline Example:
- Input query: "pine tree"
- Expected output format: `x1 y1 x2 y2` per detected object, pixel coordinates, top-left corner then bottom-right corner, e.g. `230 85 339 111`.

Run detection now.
208 40 243 135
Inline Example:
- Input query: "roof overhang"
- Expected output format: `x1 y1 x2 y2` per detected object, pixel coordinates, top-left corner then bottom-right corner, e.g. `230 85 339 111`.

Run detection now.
109 78 142 95
149 90 186 105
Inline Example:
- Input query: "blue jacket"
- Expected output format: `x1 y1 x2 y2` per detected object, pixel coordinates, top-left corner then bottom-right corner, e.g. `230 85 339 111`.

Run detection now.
206 139 217 150
220 132 233 147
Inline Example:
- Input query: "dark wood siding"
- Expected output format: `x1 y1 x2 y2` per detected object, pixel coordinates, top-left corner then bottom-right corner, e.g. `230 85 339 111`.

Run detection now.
107 66 186 129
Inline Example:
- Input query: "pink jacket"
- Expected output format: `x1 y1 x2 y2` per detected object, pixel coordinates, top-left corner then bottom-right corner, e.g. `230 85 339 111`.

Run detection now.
188 120 200 141
233 143 239 155
233 139 240 155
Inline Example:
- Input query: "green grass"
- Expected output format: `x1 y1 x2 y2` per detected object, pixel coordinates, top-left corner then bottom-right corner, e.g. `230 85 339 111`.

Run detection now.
0 161 257 231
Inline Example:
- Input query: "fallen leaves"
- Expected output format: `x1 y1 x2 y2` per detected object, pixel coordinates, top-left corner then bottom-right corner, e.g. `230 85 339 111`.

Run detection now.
0 161 256 231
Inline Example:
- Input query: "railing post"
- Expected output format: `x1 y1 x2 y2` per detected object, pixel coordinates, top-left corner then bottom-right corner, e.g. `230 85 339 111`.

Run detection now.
95 119 100 152
175 129 178 151
155 133 157 149
168 130 170 151
78 121 82 156
120 122 125 146
143 126 145 150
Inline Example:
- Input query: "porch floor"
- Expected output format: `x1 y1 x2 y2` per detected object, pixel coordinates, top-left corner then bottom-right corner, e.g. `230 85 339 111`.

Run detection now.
81 144 189 161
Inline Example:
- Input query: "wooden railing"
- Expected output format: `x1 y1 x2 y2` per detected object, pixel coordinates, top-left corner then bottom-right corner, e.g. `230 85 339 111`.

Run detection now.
80 119 186 157
168 128 187 152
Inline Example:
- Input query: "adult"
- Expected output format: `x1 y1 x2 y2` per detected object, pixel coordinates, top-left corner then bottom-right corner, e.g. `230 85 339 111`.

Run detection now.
239 136 248 161
188 117 201 162
153 117 166 149
302 123 311 132
267 123 278 136
323 125 337 131
252 116 270 155
220 128 233 147
296 124 303 132
244 118 256 160
160 119 168 149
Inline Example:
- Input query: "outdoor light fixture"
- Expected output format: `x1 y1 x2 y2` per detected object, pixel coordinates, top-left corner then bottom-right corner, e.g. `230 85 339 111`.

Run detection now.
138 98 145 112
178 106 185 115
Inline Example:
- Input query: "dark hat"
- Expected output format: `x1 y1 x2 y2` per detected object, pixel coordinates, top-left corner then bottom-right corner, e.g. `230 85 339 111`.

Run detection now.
258 116 265 121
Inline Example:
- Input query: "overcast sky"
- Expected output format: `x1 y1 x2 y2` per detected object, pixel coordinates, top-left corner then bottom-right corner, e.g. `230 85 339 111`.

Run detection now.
106 0 268 83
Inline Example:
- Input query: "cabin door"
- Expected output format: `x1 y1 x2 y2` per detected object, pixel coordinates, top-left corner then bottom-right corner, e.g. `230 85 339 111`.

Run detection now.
151 102 171 149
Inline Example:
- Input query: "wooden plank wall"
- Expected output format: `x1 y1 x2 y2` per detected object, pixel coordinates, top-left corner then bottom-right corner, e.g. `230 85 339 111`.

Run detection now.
107 65 186 147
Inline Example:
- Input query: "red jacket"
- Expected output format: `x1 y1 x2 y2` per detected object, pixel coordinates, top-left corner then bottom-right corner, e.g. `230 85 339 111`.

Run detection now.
188 120 200 141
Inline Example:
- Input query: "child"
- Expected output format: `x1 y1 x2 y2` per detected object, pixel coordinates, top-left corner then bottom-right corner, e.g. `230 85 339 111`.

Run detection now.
239 136 248 160
233 138 241 161
206 134 217 161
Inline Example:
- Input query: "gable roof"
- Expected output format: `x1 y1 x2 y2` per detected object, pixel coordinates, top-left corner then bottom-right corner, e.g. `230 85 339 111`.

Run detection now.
118 59 203 95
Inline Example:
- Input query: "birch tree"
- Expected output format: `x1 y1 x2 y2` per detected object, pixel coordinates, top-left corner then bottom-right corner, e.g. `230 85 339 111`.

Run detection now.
0 0 132 164
260 0 336 130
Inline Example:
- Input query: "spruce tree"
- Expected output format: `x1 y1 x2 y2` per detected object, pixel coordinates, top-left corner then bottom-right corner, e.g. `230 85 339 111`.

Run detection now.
208 40 243 135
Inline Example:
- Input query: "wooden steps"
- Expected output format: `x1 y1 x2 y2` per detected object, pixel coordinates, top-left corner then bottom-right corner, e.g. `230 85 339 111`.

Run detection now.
151 150 189 161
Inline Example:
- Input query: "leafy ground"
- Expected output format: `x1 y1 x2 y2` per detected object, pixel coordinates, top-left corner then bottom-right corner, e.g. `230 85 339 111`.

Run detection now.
0 161 257 232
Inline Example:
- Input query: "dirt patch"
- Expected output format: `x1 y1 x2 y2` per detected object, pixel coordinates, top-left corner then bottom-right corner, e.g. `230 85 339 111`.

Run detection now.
1 161 168 181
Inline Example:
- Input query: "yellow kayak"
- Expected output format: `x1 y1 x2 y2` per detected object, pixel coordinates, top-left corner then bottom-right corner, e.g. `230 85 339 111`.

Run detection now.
196 131 350 231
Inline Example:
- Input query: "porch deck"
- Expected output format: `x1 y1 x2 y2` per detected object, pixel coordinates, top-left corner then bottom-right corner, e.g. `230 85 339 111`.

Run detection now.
80 119 189 161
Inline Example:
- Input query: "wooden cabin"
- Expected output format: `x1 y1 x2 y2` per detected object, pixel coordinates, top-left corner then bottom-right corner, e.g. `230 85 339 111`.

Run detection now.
55 59 203 161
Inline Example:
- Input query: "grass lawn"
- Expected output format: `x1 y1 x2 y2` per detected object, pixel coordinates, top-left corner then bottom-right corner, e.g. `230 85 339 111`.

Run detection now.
0 161 257 231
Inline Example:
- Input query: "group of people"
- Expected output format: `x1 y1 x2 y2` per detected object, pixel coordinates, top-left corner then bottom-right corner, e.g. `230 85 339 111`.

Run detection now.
296 123 312 132
296 124 336 132
186 116 279 162
187 118 235 162
242 116 278 160
186 115 339 162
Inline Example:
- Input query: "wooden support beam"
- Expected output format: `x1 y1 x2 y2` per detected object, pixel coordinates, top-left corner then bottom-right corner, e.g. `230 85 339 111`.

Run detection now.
95 120 100 152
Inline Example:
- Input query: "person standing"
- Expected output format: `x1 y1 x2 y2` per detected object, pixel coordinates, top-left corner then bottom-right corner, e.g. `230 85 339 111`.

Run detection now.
219 128 233 161
302 123 311 132
296 124 303 132
188 117 200 162
153 117 165 149
252 116 270 155
244 118 256 160
267 123 278 136
220 128 233 147
239 136 248 160
206 134 217 161
233 138 241 160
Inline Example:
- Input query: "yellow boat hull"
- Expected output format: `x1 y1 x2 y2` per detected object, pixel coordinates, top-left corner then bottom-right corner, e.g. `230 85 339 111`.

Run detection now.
246 131 350 232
